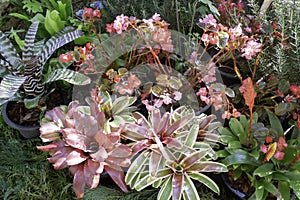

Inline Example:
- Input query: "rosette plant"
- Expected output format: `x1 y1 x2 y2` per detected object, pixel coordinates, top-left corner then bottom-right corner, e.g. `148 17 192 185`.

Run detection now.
37 101 132 198
0 21 90 108
123 106 227 200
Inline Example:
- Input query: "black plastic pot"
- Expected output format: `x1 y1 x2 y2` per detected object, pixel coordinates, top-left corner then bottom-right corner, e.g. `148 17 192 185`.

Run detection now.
221 173 248 200
2 102 40 139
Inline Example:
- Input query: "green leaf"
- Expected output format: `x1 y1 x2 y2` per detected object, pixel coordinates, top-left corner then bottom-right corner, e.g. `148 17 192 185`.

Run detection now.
254 180 265 200
189 172 220 194
278 181 290 200
9 13 29 21
157 176 172 200
267 110 283 135
275 102 294 116
24 96 41 109
44 68 90 85
228 141 242 149
253 163 274 177
229 118 247 144
44 10 64 35
222 149 260 166
57 1 67 20
290 181 300 199
184 124 199 148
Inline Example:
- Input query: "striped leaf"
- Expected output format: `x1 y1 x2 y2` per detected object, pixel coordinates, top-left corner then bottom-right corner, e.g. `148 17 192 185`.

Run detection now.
0 30 21 70
44 68 90 85
22 21 39 62
36 28 83 70
0 74 26 99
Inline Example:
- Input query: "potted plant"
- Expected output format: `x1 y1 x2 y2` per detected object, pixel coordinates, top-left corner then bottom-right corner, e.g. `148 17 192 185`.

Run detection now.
37 89 227 199
0 21 90 138
217 77 300 200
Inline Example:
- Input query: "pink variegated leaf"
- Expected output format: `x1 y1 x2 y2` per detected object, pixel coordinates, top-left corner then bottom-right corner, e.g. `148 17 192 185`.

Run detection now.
107 156 131 167
64 118 75 128
37 140 65 151
39 122 61 142
72 164 86 198
123 123 151 140
84 160 100 188
164 114 193 137
172 173 184 200
163 137 183 148
90 146 108 162
108 144 132 158
157 112 170 135
52 157 68 170
180 151 207 170
105 165 129 192
198 115 216 130
67 101 80 118
131 139 152 154
149 151 162 176
66 149 88 166
133 112 151 129
73 111 99 138
150 109 162 133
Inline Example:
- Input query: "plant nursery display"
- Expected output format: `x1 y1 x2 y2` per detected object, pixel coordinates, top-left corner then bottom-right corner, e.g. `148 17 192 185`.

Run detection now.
0 0 300 200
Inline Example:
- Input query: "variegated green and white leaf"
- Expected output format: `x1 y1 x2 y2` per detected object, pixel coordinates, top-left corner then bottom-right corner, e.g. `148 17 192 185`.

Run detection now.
0 74 26 99
44 68 90 85
0 30 21 70
189 172 220 194
23 21 39 62
157 176 172 200
183 174 200 200
125 152 149 187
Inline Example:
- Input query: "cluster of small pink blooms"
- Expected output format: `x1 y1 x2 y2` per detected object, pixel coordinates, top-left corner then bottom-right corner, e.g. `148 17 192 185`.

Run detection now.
142 90 182 111
76 2 102 23
201 32 219 46
221 108 241 119
241 40 262 60
116 73 141 95
142 99 163 111
229 24 243 41
198 14 218 28
151 27 173 51
197 87 211 105
106 14 130 34
202 63 217 83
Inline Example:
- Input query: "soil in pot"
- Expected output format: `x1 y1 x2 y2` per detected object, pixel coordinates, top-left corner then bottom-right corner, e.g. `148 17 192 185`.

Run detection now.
6 90 67 127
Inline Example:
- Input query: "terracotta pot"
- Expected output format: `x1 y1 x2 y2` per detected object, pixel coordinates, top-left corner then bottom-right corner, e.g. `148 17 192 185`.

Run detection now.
2 102 40 139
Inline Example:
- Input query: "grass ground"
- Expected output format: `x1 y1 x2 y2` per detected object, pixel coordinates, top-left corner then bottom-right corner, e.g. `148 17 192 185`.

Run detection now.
0 107 239 200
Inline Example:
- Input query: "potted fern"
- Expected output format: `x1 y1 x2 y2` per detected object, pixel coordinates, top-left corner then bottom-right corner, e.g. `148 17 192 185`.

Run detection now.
0 21 90 138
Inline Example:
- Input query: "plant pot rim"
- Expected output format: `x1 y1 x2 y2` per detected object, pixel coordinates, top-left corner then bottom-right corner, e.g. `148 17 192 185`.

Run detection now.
221 173 248 200
2 101 40 138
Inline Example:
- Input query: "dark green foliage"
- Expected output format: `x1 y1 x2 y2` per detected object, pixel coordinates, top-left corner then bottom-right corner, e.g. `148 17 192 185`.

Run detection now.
258 0 300 84
103 0 218 34
0 109 75 200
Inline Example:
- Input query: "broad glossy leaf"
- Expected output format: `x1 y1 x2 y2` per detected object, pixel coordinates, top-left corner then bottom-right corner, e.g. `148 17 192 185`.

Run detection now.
254 179 265 200
278 181 290 200
229 118 247 144
189 172 219 194
222 150 260 166
253 163 274 177
157 176 172 200
267 110 283 135
45 10 64 35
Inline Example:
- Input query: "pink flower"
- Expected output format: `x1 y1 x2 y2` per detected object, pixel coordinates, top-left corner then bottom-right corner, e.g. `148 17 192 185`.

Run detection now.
199 14 217 27
196 87 208 96
93 9 101 18
229 24 242 40
241 40 262 60
173 91 182 101
59 53 73 62
245 27 252 33
274 151 285 160
160 93 173 105
152 13 161 22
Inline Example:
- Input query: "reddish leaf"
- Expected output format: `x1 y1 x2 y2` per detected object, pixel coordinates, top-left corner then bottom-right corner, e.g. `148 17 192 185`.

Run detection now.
84 160 100 188
239 77 256 110
105 165 129 192
172 173 184 200
72 164 86 198
66 149 89 165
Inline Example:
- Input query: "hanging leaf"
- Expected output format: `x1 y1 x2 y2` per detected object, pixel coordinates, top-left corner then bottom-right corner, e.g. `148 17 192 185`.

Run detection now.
239 77 257 111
